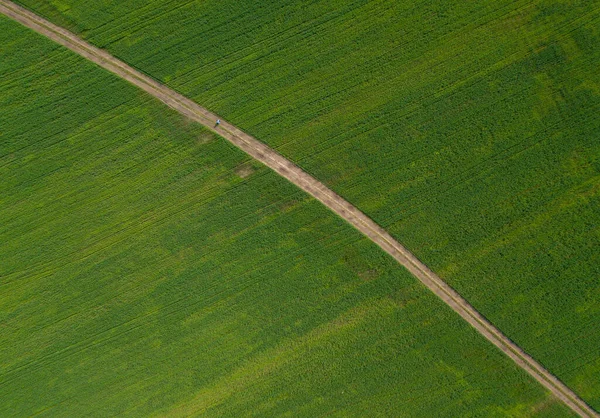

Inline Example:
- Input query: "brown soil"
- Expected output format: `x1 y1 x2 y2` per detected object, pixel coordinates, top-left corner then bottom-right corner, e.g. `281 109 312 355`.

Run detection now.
234 164 255 179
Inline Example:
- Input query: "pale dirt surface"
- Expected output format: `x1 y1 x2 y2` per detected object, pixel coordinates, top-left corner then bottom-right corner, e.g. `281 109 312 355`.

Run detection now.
1 1 596 416
234 164 255 179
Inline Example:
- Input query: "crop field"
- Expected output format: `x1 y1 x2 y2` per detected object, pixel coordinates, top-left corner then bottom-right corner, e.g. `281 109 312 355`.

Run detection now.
12 0 599 410
0 16 580 417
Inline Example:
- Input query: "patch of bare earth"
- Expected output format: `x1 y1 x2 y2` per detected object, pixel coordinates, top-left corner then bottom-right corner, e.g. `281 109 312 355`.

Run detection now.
235 164 255 179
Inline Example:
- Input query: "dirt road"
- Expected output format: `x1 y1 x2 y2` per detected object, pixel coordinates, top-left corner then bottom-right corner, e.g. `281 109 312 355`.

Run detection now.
1 1 596 416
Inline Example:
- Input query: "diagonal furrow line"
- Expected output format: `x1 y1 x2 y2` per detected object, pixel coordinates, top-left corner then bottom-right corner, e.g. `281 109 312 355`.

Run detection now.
0 1 597 416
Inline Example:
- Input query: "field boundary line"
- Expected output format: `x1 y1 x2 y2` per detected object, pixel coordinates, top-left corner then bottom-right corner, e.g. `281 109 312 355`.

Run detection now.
0 1 597 416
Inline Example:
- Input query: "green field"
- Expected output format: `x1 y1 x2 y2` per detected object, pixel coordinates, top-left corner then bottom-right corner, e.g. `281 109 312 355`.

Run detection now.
0 16 579 417
12 0 599 409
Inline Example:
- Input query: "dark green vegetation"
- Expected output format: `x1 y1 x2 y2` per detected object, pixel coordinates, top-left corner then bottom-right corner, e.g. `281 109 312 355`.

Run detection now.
13 0 600 409
0 16 578 417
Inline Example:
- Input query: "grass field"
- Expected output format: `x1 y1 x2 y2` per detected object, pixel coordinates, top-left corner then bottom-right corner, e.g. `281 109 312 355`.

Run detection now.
11 0 599 409
0 16 579 417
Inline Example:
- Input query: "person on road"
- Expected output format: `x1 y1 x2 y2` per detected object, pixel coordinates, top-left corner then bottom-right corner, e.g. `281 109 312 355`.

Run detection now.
216 119 221 127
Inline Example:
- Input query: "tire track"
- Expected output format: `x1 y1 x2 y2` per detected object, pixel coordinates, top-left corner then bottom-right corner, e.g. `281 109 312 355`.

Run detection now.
0 1 596 416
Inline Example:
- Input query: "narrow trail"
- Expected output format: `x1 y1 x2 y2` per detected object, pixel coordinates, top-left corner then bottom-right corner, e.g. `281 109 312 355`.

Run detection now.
0 1 596 416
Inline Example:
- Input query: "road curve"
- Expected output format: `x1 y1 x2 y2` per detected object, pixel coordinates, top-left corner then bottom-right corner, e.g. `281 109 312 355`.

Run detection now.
0 1 597 416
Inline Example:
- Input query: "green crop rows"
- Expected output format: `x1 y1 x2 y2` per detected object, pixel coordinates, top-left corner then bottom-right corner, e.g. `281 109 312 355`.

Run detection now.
13 0 599 409
0 16 578 417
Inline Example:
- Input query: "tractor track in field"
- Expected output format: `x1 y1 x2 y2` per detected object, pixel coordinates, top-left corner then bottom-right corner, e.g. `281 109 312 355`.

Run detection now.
0 1 597 416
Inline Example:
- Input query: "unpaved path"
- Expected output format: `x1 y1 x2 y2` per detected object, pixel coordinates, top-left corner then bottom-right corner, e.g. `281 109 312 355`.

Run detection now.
0 1 596 416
